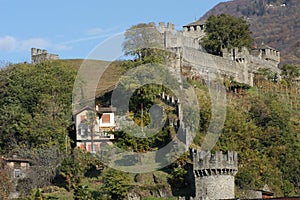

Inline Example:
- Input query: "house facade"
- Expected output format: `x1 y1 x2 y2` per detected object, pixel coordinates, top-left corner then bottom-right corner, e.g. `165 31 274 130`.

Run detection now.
74 106 116 153
0 155 32 199
1 155 31 179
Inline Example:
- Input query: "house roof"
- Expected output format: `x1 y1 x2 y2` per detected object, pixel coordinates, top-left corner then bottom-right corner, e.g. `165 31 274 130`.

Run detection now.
1 156 32 163
257 190 274 196
97 106 117 113
73 105 117 122
254 184 274 196
73 106 95 116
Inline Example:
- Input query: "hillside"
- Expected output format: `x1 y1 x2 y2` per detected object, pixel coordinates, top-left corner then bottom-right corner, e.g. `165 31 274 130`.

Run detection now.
0 54 299 198
59 59 124 97
199 0 300 67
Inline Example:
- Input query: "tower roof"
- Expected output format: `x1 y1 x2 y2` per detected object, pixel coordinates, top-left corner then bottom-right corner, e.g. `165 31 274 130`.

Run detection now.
258 42 278 51
183 20 206 27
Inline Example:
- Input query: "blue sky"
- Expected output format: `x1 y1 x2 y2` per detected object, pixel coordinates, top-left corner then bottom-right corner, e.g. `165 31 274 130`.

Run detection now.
0 0 227 63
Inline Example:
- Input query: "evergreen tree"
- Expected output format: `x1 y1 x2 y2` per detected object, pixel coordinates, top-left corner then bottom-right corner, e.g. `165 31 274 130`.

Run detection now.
101 168 131 200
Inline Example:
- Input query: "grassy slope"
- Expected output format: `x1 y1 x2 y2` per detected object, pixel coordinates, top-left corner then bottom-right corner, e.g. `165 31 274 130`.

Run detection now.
58 59 124 97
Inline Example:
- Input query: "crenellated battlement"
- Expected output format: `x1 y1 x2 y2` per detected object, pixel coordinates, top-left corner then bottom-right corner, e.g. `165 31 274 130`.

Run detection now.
192 150 238 174
157 22 175 33
154 20 281 86
159 92 179 107
158 92 193 151
31 47 59 64
191 150 238 199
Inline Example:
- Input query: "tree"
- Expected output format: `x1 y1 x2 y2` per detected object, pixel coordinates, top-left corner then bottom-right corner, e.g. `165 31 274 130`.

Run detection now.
30 188 45 200
122 23 164 63
59 148 103 191
167 152 191 188
255 68 279 84
212 90 300 196
281 64 300 86
73 185 93 200
0 169 12 199
101 168 131 200
86 111 98 153
59 156 83 191
0 61 76 152
201 14 253 56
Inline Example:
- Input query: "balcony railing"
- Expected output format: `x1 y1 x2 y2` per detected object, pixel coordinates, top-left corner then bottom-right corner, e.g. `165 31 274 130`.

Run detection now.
77 132 114 140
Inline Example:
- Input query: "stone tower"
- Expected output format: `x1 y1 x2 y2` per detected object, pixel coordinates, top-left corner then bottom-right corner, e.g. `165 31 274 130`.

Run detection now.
192 150 238 200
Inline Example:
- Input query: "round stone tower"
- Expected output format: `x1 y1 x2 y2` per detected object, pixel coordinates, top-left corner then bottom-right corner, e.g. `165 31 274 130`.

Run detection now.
192 150 238 200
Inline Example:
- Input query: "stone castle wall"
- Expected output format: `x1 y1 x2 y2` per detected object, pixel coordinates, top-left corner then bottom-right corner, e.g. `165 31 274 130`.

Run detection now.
159 92 193 151
154 22 281 86
31 48 59 64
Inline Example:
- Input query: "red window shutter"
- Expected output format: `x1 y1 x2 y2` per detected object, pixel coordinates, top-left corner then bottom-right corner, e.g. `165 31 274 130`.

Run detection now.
80 144 84 149
96 144 99 152
80 115 85 121
102 114 110 123
87 144 91 152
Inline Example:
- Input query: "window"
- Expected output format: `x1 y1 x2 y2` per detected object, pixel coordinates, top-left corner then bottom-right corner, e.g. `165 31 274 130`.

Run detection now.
102 114 110 124
14 169 21 178
81 128 87 137
79 122 88 137
91 144 97 153
80 144 85 149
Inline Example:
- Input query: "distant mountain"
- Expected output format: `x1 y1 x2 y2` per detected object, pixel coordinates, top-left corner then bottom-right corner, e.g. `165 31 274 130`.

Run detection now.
198 0 300 67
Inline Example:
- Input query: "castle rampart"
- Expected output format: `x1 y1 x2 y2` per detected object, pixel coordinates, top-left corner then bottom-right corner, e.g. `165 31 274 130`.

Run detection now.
159 92 193 151
155 21 281 86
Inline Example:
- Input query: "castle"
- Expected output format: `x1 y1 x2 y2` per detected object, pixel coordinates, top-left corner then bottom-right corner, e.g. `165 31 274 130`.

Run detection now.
154 21 277 199
154 21 281 86
31 48 59 64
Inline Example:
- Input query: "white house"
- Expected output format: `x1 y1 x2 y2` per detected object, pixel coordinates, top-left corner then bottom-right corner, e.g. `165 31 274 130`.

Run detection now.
74 106 116 153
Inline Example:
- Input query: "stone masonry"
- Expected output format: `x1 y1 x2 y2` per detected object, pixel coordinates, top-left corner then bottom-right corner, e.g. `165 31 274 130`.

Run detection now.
153 21 281 86
192 150 238 200
31 48 59 64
